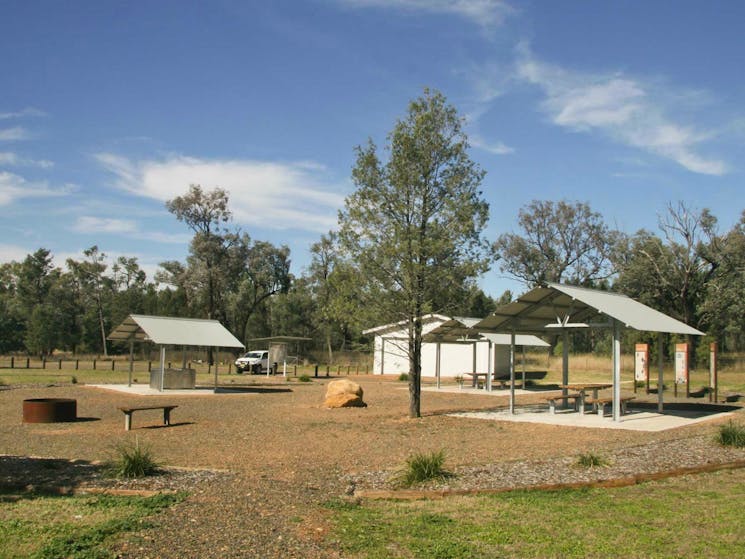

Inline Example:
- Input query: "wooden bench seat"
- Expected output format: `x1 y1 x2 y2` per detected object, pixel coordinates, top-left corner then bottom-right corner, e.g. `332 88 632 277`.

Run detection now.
585 397 635 417
544 394 582 414
118 405 178 431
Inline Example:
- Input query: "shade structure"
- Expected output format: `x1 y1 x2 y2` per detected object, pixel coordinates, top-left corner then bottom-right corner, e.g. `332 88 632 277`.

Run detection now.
472 283 704 422
108 314 244 391
108 314 245 348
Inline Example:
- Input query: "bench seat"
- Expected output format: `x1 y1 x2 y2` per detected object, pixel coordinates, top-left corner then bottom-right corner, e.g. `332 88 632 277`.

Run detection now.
118 405 178 431
544 394 582 414
585 397 635 416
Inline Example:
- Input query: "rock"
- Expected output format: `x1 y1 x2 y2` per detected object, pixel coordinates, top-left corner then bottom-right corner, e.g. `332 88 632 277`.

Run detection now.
323 380 366 408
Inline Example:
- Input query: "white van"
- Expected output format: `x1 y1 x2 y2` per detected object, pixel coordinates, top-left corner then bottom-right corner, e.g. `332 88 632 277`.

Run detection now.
235 350 269 374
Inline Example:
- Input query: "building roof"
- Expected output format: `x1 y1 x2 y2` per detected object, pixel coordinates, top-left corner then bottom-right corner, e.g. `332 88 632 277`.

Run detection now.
422 317 549 346
108 314 245 348
362 314 451 336
474 283 704 336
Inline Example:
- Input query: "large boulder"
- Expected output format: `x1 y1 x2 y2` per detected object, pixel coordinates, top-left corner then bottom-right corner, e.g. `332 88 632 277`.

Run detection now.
324 379 366 408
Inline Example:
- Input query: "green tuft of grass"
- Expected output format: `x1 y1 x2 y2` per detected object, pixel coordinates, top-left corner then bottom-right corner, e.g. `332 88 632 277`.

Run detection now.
717 420 745 448
397 373 409 382
392 449 452 488
298 374 312 382
108 437 159 479
575 452 608 468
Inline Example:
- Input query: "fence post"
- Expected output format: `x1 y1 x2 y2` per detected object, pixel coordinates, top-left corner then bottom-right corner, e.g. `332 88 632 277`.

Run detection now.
347 365 350 375
75 359 79 370
326 365 330 377
148 361 152 372
59 359 62 370
26 357 30 369
111 359 115 371
93 359 96 370
314 365 318 378
10 356 13 368
42 358 46 369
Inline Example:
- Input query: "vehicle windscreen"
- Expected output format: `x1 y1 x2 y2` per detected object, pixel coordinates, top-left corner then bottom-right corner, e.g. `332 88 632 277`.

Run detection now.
246 352 263 359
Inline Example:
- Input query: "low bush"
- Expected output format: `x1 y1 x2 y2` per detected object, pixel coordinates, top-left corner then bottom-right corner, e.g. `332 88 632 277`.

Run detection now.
398 373 409 381
575 452 608 468
717 420 745 448
392 449 452 488
108 437 159 478
298 374 311 382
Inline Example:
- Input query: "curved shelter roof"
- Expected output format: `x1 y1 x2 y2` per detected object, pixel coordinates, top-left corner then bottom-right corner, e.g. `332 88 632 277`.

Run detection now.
474 283 704 336
108 314 244 348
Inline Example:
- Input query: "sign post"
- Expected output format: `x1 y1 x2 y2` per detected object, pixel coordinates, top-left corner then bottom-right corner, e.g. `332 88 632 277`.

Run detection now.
674 343 689 398
710 342 718 403
634 343 649 394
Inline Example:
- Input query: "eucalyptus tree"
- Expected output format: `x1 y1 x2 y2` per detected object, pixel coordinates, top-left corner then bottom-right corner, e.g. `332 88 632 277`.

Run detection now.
494 200 618 287
338 89 491 418
66 246 112 356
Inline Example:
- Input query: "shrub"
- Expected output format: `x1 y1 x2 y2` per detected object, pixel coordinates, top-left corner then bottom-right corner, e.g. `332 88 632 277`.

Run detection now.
70 375 78 384
717 421 745 448
298 374 311 383
392 449 452 488
398 373 409 382
576 452 608 468
108 437 159 478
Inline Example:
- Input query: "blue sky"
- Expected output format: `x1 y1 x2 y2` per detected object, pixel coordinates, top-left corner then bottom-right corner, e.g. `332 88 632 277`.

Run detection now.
1 0 743 299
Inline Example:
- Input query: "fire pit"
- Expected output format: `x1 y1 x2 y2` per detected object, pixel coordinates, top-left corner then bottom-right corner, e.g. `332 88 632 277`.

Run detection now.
23 398 77 423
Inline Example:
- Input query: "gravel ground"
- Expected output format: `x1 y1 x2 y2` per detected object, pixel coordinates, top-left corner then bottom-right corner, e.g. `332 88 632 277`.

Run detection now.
2 376 744 558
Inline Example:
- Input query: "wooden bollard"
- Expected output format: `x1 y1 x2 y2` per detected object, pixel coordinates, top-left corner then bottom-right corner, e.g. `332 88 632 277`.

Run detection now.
93 359 96 370
59 359 62 370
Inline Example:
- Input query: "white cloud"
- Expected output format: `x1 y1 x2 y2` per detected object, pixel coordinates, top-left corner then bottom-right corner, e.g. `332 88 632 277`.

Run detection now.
0 107 46 120
0 171 73 206
338 0 514 28
95 154 345 233
515 46 728 176
0 242 33 263
470 133 514 155
72 215 191 244
0 151 53 168
0 127 29 141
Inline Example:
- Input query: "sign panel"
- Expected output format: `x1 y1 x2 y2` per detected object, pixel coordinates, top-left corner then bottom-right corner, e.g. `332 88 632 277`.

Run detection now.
634 343 649 382
675 343 689 384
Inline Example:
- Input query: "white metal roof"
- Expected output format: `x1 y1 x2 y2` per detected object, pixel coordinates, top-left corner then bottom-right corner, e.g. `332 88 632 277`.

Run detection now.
418 317 550 346
108 314 245 348
474 283 704 336
362 313 451 336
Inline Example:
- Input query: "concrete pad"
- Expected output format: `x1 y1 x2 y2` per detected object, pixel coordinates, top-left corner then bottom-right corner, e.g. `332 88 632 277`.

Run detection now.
451 406 740 432
87 384 255 396
423 386 536 396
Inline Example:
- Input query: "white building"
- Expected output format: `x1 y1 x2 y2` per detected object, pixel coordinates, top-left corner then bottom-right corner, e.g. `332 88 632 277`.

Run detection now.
363 314 549 378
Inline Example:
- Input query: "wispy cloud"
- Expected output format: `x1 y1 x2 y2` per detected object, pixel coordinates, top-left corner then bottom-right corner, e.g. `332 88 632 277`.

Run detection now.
0 151 54 168
0 171 73 206
470 133 514 155
0 127 29 141
514 45 727 176
0 107 46 120
95 153 346 233
72 215 192 244
337 0 514 28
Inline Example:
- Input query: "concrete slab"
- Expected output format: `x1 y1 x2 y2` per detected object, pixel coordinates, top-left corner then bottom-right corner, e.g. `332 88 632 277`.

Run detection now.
451 406 741 432
87 384 256 396
423 386 536 396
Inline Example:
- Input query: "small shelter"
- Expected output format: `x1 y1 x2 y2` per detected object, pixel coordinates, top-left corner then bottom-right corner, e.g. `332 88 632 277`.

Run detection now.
108 314 244 391
248 336 311 375
472 283 704 421
364 314 549 379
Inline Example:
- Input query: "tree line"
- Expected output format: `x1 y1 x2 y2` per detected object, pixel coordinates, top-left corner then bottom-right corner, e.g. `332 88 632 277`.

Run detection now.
1 90 743 397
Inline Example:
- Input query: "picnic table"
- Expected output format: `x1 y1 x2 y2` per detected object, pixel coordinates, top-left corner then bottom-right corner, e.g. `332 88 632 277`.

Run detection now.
464 372 489 388
559 383 612 414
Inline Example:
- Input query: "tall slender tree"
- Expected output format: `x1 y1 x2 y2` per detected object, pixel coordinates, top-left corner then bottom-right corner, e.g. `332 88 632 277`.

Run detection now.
338 88 491 418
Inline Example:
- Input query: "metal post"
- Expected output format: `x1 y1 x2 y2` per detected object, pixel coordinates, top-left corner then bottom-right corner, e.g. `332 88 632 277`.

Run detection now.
486 340 493 392
658 333 664 413
521 346 526 389
435 342 441 389
128 340 134 387
472 342 477 387
509 332 516 414
562 329 569 401
159 345 166 392
612 320 622 422
214 347 219 390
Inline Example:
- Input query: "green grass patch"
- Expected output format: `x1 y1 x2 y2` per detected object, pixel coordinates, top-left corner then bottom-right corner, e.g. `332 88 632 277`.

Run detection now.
575 452 609 468
327 469 745 558
397 373 409 382
717 420 745 448
107 438 159 479
391 449 452 488
298 374 312 382
0 491 184 559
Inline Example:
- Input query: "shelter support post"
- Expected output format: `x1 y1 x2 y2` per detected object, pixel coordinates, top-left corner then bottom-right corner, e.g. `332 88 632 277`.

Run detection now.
128 340 134 387
159 345 166 392
435 342 441 389
612 320 622 422
658 332 664 413
521 346 526 388
561 329 569 402
509 332 516 414
214 346 219 391
182 346 187 370
472 342 477 386
486 340 492 392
